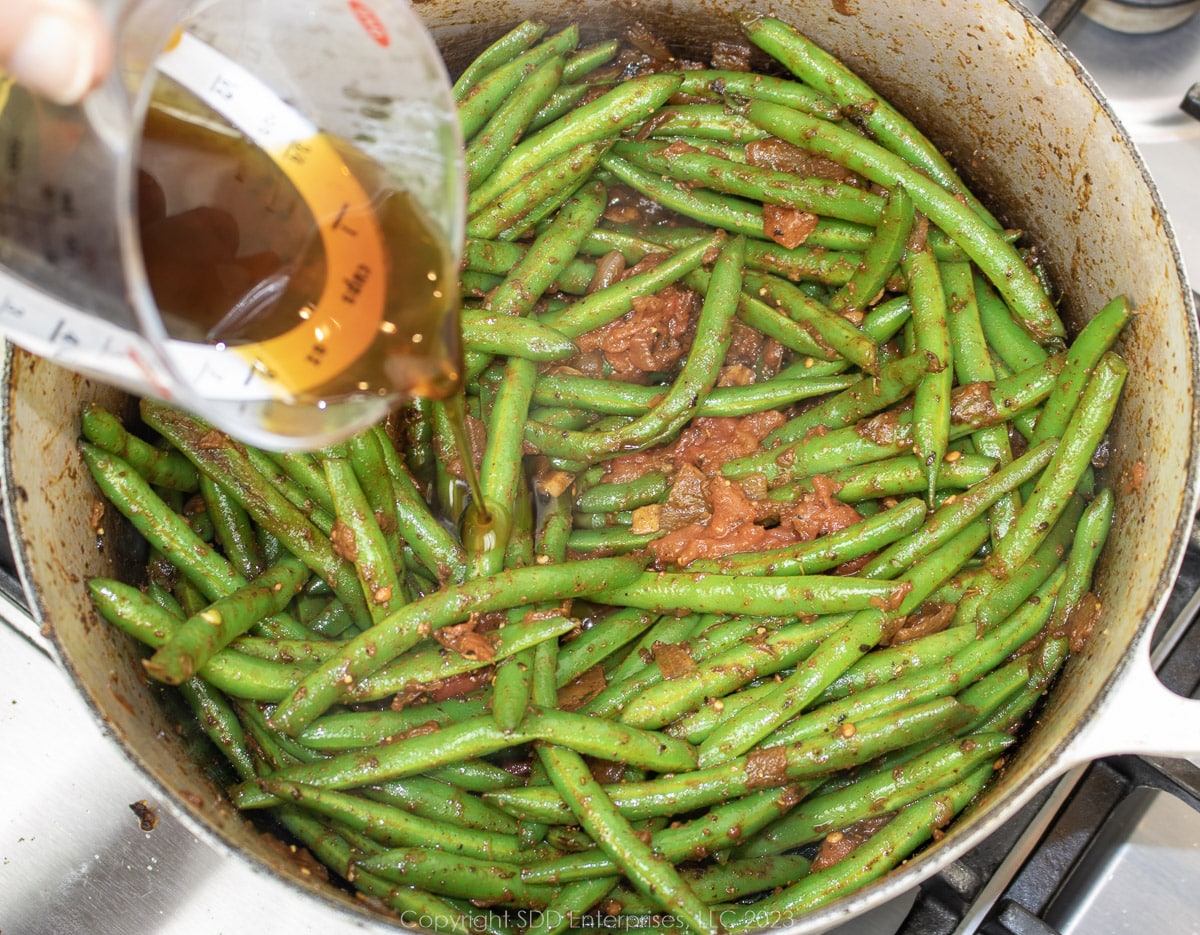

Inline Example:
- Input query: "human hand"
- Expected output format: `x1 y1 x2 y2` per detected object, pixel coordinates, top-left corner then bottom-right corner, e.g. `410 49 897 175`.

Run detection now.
0 0 112 106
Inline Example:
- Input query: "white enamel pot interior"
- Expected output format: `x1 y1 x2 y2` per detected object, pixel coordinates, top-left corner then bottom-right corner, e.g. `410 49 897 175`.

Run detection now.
2 1 1197 932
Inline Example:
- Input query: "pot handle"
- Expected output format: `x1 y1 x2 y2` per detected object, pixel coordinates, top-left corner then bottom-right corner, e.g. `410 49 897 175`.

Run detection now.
1059 589 1200 767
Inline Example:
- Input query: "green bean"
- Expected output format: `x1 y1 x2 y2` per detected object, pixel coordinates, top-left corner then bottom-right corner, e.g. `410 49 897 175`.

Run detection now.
269 556 645 735
453 20 549 101
737 731 1013 858
744 239 867 287
468 72 683 214
530 371 856 420
530 879 622 935
542 230 724 338
611 855 815 914
766 453 996 505
478 358 539 573
461 310 576 361
620 616 721 680
322 456 405 621
232 715 538 809
902 229 953 503
296 698 490 751
234 704 693 809
468 140 611 242
942 260 1018 544
764 567 1062 748
739 15 999 228
525 235 744 462
615 615 850 731
575 473 669 514
686 497 927 578
975 271 1053 370
764 352 928 446
198 475 264 580
510 697 972 851
664 680 780 745
82 442 244 599
955 655 1040 734
250 779 551 864
535 743 718 935
491 645 536 731
368 426 467 588
612 139 887 226
695 518 990 766
985 353 1126 579
1030 295 1131 446
87 579 312 701
595 572 906 619
814 625 975 706
139 403 373 625
600 153 874 252
176 676 258 781
143 555 310 684
358 846 563 907
970 494 1084 631
562 39 620 81
354 612 578 703
261 448 337 516
467 55 565 190
635 104 770 143
675 69 842 120
742 271 880 373
859 438 1056 580
458 27 579 140
567 527 663 556
716 764 995 925
829 184 914 313
80 403 198 491
555 607 657 688
745 100 1063 342
722 352 1063 487
1050 487 1115 639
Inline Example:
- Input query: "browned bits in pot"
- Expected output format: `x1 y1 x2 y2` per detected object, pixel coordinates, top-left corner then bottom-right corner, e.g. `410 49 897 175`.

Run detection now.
651 639 696 679
329 519 357 562
745 745 789 789
1120 457 1146 494
763 204 819 250
951 381 999 425
558 663 608 712
884 601 957 646
197 429 228 450
128 799 159 832
710 38 753 72
811 815 895 870
89 497 106 540
1066 592 1104 653
433 615 498 662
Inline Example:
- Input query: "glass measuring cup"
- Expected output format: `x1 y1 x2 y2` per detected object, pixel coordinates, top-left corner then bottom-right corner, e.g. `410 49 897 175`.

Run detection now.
0 0 464 450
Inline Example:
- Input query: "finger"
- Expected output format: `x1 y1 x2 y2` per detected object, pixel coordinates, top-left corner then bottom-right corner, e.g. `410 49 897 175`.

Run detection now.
0 0 113 106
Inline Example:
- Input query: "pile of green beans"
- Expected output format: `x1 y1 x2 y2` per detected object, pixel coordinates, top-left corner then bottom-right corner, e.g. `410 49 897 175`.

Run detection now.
82 16 1129 935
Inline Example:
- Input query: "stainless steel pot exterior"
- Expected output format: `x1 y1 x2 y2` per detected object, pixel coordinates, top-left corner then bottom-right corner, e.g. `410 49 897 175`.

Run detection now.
2 2 1196 933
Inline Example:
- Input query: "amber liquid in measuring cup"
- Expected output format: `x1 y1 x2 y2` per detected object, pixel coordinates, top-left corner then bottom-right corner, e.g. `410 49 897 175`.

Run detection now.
136 86 491 513
136 86 463 416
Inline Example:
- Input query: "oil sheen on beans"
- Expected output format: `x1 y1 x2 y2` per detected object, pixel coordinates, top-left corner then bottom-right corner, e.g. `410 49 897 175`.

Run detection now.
136 90 463 408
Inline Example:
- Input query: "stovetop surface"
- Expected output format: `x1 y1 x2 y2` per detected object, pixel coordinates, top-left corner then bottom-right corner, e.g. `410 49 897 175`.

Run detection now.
3 3 1200 934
